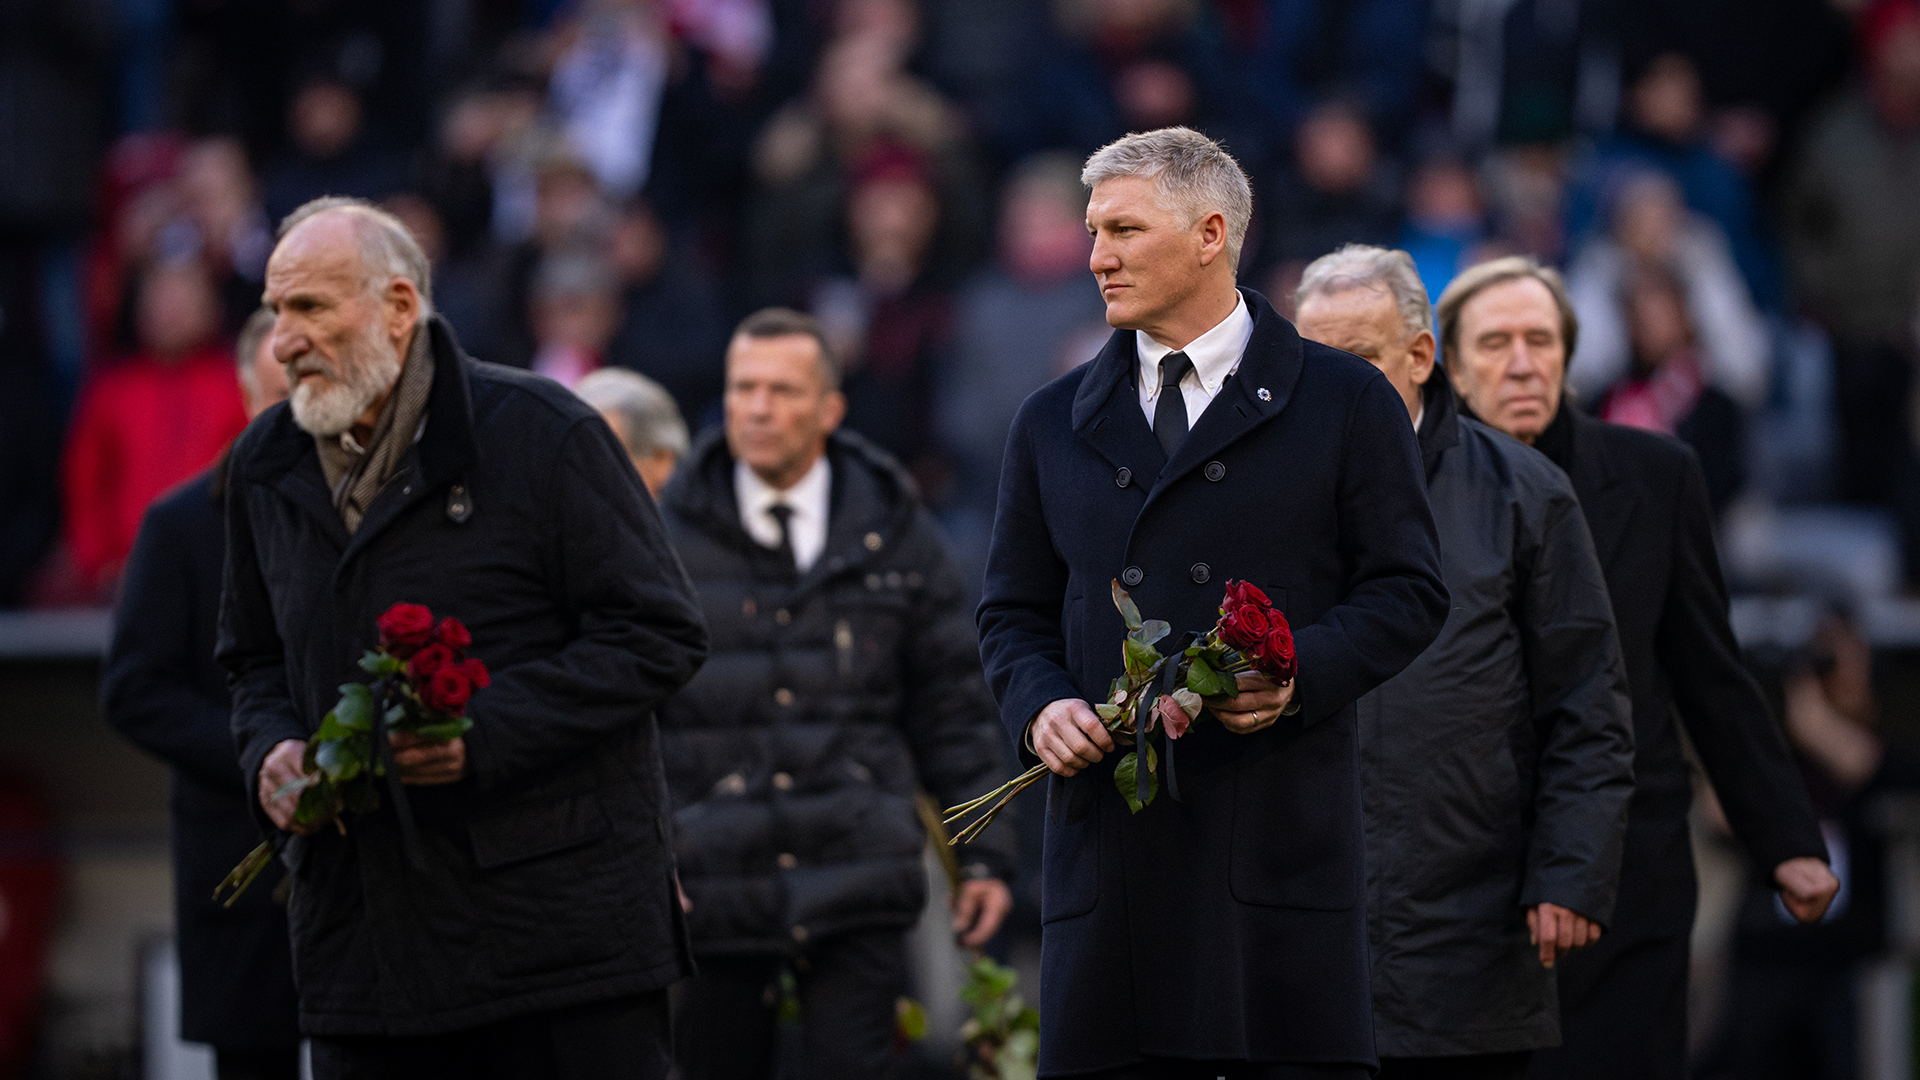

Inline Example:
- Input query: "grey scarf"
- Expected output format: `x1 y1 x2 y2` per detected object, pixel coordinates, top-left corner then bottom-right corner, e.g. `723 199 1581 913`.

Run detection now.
315 325 435 533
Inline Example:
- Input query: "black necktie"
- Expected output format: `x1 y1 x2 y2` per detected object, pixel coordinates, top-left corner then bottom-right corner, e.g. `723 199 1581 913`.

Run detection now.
1154 351 1194 458
767 503 796 571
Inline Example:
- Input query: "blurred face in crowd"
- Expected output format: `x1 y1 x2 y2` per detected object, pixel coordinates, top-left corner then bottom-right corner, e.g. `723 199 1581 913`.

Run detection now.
1625 276 1693 372
1448 276 1568 444
138 262 219 361
1086 174 1232 345
1408 158 1482 232
1297 106 1375 196
1630 54 1704 143
1000 174 1093 283
595 408 679 497
532 287 620 354
263 212 421 438
849 175 939 291
1296 285 1434 423
610 203 668 286
1871 12 1920 124
1613 175 1685 264
290 81 363 160
724 332 846 490
243 330 292 419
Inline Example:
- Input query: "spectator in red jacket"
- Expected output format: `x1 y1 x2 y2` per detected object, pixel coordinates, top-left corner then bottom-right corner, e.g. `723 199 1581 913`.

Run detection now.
61 259 247 599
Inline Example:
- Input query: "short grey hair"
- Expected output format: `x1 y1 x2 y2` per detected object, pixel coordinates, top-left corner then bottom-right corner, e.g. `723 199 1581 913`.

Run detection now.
1081 127 1253 273
575 368 690 459
278 196 434 312
1295 245 1432 341
234 307 276 397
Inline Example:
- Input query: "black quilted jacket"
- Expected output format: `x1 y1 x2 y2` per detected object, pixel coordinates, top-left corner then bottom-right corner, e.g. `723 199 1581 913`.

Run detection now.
658 427 1016 956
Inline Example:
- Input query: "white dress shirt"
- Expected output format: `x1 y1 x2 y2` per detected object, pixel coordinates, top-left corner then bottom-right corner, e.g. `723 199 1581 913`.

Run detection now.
736 455 831 572
1135 293 1255 429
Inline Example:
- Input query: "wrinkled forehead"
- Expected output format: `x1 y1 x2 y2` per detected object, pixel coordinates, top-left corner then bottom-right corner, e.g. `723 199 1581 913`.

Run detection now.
265 215 370 297
1460 276 1561 336
1085 174 1179 225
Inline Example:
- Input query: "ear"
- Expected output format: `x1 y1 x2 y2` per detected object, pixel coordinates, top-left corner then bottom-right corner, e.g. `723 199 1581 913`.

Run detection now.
821 389 848 433
1407 329 1437 387
1194 210 1229 267
386 277 423 347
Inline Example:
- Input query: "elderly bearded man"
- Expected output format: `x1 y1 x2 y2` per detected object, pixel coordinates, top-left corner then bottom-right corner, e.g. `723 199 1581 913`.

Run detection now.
977 128 1448 1079
218 198 709 1080
1431 256 1839 1080
1293 246 1634 1080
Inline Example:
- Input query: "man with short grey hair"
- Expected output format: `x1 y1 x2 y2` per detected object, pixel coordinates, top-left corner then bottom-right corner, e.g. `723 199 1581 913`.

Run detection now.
979 129 1448 1077
1296 245 1634 1080
575 367 689 496
220 196 708 1079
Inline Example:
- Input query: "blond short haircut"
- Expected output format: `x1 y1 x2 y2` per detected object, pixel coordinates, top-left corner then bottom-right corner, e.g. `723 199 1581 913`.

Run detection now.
1296 245 1432 340
1081 127 1254 273
1435 256 1579 367
277 196 435 313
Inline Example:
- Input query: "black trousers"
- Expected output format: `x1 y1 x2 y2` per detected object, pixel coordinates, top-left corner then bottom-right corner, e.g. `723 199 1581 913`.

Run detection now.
308 992 671 1080
674 930 907 1080
1525 925 1690 1080
1086 1060 1369 1079
216 1046 301 1080
1376 1051 1531 1080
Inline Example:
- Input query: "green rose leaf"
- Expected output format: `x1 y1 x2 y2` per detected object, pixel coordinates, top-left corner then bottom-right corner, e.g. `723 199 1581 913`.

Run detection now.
1129 619 1171 647
332 683 373 731
1094 703 1122 720
1111 580 1143 630
314 737 361 781
294 777 335 824
1113 751 1159 812
1123 638 1161 680
359 650 403 676
895 997 928 1042
1185 656 1236 698
1172 687 1205 721
407 719 469 743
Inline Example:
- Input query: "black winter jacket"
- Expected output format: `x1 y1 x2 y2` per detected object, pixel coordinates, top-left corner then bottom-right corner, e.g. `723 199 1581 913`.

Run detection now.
657 428 1015 955
217 317 709 1035
1358 378 1634 1056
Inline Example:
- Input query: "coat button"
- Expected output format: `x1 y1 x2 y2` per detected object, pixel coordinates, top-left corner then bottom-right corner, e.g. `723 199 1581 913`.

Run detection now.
1191 563 1211 584
792 925 809 943
774 688 794 706
1116 467 1132 488
1122 566 1144 586
1205 461 1226 482
775 608 791 626
777 853 798 869
772 771 794 790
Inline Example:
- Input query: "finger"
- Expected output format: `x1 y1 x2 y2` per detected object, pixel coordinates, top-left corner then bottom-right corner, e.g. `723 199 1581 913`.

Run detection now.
1074 711 1116 752
962 891 1011 947
1036 739 1079 777
1052 723 1105 766
1527 908 1539 946
951 888 982 932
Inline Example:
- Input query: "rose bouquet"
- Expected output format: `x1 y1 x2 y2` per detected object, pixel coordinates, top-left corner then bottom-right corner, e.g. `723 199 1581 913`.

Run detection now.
214 602 489 906
944 580 1293 844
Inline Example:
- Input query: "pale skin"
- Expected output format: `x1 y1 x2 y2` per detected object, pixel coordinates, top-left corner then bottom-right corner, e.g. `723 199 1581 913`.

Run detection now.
1451 275 1842 926
722 332 1012 944
255 211 466 835
596 409 679 497
1030 176 1295 778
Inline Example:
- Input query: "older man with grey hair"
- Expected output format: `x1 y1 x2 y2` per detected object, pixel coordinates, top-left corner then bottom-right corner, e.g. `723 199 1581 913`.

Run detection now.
575 368 689 496
1292 245 1635 1080
219 196 708 1079
978 130 1448 1078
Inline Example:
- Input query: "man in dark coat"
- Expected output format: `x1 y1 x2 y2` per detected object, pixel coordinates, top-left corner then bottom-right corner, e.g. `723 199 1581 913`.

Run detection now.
218 198 709 1079
977 127 1449 1078
657 307 1016 1079
104 309 300 1080
1294 246 1635 1080
1431 255 1841 1080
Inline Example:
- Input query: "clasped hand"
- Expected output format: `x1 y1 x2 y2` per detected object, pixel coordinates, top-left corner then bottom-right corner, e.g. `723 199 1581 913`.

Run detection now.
1031 672 1296 777
256 734 470 833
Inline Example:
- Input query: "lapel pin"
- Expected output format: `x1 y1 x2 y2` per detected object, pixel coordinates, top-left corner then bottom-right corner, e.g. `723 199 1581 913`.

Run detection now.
1257 387 1272 401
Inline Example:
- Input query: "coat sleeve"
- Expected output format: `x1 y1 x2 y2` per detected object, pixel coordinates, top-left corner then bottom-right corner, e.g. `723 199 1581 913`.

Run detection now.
1658 451 1828 872
1291 373 1450 725
1515 481 1636 926
898 510 1017 880
218 454 312 831
104 498 243 792
976 401 1081 761
460 419 710 793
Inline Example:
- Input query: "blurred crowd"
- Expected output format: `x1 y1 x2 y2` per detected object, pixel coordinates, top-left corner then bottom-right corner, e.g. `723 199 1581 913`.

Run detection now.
3 0 1920 610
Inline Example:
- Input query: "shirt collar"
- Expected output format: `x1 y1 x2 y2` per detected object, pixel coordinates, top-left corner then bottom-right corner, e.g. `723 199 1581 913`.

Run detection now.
1136 292 1254 396
734 452 831 525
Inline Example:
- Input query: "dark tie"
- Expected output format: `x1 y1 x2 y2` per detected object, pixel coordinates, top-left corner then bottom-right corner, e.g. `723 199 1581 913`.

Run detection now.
767 503 796 571
1153 351 1194 458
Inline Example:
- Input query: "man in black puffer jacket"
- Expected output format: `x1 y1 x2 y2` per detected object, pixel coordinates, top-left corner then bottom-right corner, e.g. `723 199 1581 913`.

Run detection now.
658 308 1016 1080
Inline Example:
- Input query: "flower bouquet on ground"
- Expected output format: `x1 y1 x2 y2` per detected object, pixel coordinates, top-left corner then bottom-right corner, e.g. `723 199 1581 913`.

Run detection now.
213 602 488 906
945 580 1294 844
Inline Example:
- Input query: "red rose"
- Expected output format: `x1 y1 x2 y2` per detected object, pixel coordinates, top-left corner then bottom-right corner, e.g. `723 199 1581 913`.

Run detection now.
1224 580 1270 609
460 657 490 689
422 666 474 716
1255 622 1296 683
435 617 472 652
408 643 454 681
1219 602 1271 650
377 603 435 658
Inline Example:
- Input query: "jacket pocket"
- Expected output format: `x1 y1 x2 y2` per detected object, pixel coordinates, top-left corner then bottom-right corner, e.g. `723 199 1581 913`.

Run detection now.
469 788 611 869
470 790 629 978
1040 772 1099 923
1227 721 1361 911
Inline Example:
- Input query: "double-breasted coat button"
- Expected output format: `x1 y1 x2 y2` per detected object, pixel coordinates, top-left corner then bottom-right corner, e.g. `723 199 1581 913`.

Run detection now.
1122 566 1144 586
1116 467 1132 488
1191 563 1211 584
1205 461 1226 482
777 853 798 869
775 608 791 625
772 771 794 790
774 688 794 706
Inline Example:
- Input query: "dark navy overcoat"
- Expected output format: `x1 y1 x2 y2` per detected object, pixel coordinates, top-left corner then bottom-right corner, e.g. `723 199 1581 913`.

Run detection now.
977 289 1449 1075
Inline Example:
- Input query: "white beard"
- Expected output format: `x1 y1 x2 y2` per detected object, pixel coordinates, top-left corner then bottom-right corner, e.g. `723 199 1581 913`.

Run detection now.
290 323 403 437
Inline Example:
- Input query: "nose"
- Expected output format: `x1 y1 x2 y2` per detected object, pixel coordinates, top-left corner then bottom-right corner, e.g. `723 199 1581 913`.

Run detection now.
272 315 307 366
1506 342 1540 381
1089 233 1119 275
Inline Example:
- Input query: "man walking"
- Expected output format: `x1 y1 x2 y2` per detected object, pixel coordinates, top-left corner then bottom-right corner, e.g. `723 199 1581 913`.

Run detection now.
105 308 299 1080
1293 246 1635 1080
977 128 1449 1078
657 307 1015 1079
219 197 709 1079
1431 256 1839 1080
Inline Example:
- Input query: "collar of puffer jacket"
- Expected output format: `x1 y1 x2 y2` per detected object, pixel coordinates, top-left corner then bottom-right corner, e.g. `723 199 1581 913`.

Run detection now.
1415 370 1462 481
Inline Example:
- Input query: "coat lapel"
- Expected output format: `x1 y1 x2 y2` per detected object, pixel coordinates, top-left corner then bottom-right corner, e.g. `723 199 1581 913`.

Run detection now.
1145 289 1302 503
1072 328 1168 478
1567 409 1639 571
